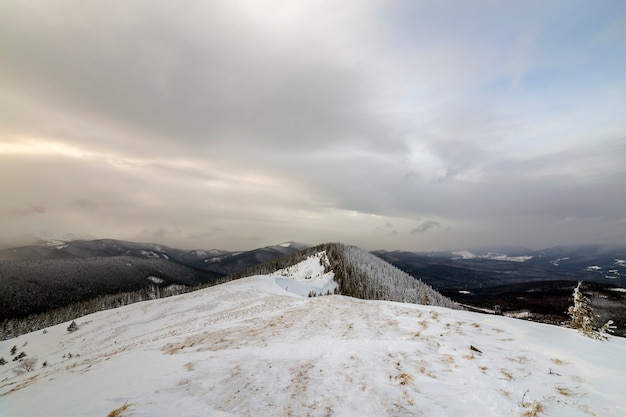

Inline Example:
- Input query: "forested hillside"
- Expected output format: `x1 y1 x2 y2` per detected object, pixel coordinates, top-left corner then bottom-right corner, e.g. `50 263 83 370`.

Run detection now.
0 256 221 323
231 243 460 309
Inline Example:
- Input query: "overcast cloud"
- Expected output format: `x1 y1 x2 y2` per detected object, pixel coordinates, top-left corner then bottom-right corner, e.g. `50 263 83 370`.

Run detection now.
1 1 625 251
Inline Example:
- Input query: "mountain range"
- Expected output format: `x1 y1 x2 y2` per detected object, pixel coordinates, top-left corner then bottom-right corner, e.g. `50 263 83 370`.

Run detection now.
1 239 625 339
1 250 625 416
0 238 310 275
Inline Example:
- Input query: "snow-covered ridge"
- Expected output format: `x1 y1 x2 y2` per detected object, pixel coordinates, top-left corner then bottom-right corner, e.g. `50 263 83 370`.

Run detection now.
1 275 625 416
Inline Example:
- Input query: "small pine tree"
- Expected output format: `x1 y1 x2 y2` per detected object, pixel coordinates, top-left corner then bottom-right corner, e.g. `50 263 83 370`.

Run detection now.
568 281 594 336
67 320 79 333
10 345 17 355
0 357 6 365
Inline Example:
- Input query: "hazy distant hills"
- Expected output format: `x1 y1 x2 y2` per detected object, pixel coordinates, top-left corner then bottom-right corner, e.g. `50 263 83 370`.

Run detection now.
0 238 310 274
373 243 626 291
373 244 626 336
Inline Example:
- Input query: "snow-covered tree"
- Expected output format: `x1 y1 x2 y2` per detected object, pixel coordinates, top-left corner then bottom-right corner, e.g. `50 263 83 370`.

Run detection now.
67 320 79 333
568 281 593 336
568 281 615 340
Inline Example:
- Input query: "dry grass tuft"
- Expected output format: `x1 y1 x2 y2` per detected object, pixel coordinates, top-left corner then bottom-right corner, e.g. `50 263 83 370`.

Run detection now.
441 354 455 364
393 373 414 386
555 386 573 396
522 400 544 417
107 401 131 417
184 362 195 371
499 369 514 381
551 358 568 366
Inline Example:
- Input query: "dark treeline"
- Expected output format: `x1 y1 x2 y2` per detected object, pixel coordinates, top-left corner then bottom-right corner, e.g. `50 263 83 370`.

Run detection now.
0 275 235 340
0 256 222 321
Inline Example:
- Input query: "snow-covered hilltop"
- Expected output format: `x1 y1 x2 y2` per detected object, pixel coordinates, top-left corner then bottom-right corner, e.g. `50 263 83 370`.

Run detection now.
231 243 460 310
1 253 625 416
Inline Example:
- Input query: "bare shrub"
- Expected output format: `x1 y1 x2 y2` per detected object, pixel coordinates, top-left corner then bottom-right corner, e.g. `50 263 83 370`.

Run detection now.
13 357 38 375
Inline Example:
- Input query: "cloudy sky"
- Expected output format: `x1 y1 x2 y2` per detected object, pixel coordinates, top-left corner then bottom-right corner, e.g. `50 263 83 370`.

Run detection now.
1 1 625 251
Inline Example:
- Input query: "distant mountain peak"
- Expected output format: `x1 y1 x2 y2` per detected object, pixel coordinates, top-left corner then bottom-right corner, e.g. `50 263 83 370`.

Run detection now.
274 241 310 250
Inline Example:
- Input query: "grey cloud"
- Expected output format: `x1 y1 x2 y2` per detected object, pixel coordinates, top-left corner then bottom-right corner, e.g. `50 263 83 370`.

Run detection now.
410 220 441 235
0 1 624 252
0 1 406 159
188 229 222 240
70 199 97 211
9 204 47 216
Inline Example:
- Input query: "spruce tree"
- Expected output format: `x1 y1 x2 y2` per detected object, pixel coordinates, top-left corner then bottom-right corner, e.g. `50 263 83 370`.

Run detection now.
568 281 593 336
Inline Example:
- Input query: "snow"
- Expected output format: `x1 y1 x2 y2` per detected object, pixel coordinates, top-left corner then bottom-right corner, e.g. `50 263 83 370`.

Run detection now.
615 259 625 267
279 242 292 248
273 251 337 296
2 260 626 416
586 266 602 271
452 251 533 262
551 257 570 267
453 250 476 259
147 276 165 284
484 253 533 262
140 250 160 259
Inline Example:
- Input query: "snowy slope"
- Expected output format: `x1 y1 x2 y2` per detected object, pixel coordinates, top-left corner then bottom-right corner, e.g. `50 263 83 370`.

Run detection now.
274 251 337 296
1 257 625 416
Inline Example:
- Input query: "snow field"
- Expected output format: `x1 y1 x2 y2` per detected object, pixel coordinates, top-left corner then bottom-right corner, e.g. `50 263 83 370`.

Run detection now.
1 253 625 416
